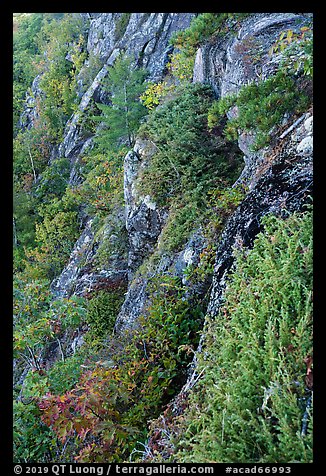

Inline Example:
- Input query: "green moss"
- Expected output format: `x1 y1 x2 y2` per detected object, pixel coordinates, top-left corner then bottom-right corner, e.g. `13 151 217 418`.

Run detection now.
173 209 313 463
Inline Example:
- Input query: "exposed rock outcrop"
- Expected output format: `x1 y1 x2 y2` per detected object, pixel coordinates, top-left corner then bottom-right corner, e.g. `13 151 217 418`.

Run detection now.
56 13 195 162
51 209 128 299
49 12 313 341
40 11 313 346
207 111 313 317
142 106 313 461
24 13 312 459
137 13 313 458
114 229 208 334
193 12 312 185
33 12 195 298
124 139 167 277
189 13 313 319
19 74 43 130
193 13 312 97
87 13 195 80
14 12 313 463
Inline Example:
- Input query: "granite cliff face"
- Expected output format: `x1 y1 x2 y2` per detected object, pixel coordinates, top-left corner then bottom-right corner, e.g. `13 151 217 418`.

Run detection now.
115 13 313 334
36 13 195 302
16 12 313 461
190 12 313 313
37 11 313 350
58 13 195 161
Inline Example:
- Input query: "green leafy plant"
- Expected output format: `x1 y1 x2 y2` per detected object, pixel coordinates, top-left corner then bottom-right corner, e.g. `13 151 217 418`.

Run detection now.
140 80 174 110
26 209 80 279
13 399 56 463
47 350 88 395
38 274 207 462
70 148 125 218
34 13 87 144
138 82 242 251
85 287 126 345
269 26 313 77
14 281 85 370
13 288 87 462
166 52 195 83
34 158 71 204
203 184 246 241
13 13 45 131
77 52 104 93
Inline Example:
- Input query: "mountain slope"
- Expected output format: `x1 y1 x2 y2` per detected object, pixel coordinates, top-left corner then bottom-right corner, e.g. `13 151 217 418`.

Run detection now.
13 12 313 463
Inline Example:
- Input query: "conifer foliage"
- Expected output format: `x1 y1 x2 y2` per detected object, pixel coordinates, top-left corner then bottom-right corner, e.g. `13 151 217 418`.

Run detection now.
12 12 313 464
95 54 148 149
173 211 313 463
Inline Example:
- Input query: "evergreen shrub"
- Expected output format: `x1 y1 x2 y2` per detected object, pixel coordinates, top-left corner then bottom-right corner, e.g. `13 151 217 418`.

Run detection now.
173 209 313 463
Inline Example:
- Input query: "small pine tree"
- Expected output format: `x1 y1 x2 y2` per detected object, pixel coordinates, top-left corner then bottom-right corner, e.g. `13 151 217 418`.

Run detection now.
95 54 148 150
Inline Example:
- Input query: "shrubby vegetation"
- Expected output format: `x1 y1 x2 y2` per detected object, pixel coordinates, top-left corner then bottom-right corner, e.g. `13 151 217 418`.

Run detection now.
13 13 51 131
13 14 88 274
168 13 249 84
37 274 206 462
69 148 126 218
170 210 313 462
207 21 313 150
138 82 243 251
13 12 313 464
84 287 126 347
114 13 131 42
207 70 311 150
13 275 88 461
269 26 313 78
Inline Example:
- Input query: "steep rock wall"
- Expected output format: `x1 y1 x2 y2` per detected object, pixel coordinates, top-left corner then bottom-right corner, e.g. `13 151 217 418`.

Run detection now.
56 13 195 162
193 12 312 184
33 13 195 296
193 13 311 96
48 12 313 339
190 12 313 317
50 210 128 298
14 14 313 462
29 14 313 449
207 112 313 318
139 13 313 458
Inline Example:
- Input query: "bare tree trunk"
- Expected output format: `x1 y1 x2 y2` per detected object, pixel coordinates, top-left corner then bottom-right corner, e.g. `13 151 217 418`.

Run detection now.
27 144 37 183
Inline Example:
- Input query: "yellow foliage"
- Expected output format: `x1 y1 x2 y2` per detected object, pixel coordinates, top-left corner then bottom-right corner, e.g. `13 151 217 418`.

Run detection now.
140 81 172 110
167 52 194 83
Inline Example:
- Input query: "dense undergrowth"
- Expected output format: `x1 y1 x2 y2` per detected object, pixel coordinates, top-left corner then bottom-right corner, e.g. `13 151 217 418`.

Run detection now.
138 82 243 251
37 275 207 462
13 12 313 463
168 209 313 463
